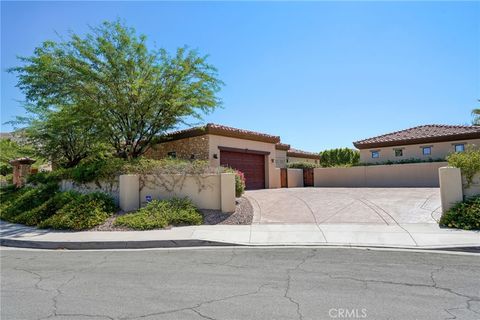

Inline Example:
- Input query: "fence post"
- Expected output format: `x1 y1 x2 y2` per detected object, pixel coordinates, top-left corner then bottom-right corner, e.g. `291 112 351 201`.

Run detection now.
439 167 463 213
220 173 236 213
119 174 140 212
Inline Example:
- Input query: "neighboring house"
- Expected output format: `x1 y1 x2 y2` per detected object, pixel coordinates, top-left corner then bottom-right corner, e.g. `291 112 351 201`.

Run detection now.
145 123 319 190
353 125 480 164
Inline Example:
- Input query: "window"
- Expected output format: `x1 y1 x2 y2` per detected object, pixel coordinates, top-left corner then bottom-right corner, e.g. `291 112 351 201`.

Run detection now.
167 151 177 159
394 149 403 157
422 147 431 156
371 151 379 159
454 144 465 153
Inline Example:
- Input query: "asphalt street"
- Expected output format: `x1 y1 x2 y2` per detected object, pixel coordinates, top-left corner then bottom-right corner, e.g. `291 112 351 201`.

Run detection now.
1 247 479 320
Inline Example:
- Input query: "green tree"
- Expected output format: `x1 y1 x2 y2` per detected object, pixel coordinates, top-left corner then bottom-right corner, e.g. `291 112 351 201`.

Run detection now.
319 148 360 167
10 20 222 160
22 106 105 168
473 109 480 126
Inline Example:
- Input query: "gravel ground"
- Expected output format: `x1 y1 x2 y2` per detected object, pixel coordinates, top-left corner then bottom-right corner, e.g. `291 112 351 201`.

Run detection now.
201 196 253 225
92 196 253 231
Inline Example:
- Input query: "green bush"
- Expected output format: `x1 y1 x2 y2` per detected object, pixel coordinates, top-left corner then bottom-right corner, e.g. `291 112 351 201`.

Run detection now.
287 162 319 169
319 148 359 167
28 168 70 185
355 157 445 167
115 198 203 230
39 192 116 230
447 146 480 185
70 157 125 183
0 183 59 222
14 191 80 226
440 196 480 230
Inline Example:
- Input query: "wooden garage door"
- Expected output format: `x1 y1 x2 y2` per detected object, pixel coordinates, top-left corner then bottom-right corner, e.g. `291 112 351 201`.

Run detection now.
220 150 265 190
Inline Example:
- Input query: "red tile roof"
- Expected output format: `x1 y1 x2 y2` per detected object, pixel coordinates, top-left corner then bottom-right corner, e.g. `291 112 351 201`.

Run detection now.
275 143 291 150
287 148 321 160
158 123 281 144
353 125 480 149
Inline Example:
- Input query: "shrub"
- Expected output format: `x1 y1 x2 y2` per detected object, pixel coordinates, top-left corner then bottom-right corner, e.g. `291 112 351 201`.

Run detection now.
319 148 359 167
39 192 116 230
0 183 59 222
115 198 203 230
447 146 480 185
14 191 80 226
222 167 246 197
28 168 70 185
287 162 319 169
440 196 480 230
355 157 446 167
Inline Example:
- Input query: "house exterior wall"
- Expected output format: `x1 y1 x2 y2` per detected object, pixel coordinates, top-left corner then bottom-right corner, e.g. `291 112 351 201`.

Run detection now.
359 138 480 163
208 134 277 189
287 156 319 165
144 135 209 161
275 149 287 168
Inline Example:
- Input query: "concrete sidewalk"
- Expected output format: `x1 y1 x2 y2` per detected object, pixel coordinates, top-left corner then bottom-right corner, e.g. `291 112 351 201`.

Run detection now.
1 220 478 250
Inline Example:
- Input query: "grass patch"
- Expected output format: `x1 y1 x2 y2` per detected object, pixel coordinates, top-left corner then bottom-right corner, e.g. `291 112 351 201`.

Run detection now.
115 198 203 230
440 196 480 230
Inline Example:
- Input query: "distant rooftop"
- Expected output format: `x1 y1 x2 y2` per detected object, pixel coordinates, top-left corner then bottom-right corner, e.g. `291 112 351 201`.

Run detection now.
287 148 321 160
353 125 480 149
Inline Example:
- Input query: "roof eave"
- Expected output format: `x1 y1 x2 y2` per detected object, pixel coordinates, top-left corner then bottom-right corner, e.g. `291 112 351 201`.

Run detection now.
353 132 480 149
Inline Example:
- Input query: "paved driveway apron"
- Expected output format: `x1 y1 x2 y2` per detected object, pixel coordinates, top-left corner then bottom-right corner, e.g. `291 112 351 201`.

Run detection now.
245 188 441 225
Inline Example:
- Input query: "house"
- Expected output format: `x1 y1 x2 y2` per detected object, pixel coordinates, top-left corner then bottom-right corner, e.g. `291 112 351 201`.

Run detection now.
353 125 480 164
145 123 319 190
274 144 320 168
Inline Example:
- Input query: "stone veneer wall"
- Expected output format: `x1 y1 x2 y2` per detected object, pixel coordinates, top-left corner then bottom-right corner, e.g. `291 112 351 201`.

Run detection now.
144 136 210 161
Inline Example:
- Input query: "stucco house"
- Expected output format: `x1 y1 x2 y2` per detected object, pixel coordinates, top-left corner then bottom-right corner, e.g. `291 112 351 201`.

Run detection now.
353 125 480 164
145 123 320 190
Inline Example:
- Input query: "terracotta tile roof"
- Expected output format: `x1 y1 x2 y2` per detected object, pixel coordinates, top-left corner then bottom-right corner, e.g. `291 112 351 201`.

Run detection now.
287 148 321 160
158 123 281 144
275 143 291 150
353 125 480 149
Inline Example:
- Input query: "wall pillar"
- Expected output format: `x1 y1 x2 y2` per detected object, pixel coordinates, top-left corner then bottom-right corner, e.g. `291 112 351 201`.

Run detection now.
9 157 36 188
439 167 463 213
119 174 140 212
220 173 236 213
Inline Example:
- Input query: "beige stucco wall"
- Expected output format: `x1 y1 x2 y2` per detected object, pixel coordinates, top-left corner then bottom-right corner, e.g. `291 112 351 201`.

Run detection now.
145 135 209 160
359 139 480 163
314 162 448 187
287 156 319 165
275 149 287 168
271 168 281 188
139 174 225 210
60 179 120 205
208 134 277 189
287 169 304 188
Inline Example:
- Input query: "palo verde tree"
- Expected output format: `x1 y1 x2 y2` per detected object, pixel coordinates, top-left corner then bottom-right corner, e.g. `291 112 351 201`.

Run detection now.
10 20 222 160
20 105 104 168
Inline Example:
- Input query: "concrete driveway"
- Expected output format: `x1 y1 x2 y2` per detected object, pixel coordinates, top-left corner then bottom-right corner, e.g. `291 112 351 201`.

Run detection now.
245 188 441 225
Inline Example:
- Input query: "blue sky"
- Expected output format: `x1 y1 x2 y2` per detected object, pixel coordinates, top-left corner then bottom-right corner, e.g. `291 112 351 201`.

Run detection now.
1 1 479 151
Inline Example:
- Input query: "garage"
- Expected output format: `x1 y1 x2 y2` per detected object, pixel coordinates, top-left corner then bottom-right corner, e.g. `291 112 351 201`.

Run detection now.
219 148 266 190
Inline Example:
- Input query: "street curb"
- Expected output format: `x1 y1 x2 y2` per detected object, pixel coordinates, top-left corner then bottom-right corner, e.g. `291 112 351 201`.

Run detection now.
0 238 239 250
2 238 479 253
